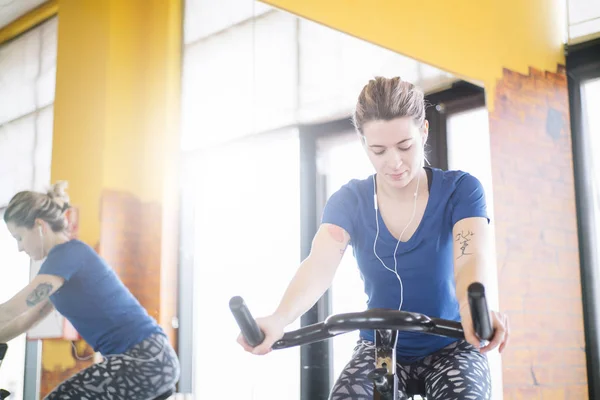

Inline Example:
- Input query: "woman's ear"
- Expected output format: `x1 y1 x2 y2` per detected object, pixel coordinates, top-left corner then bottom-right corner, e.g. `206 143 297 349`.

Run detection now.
34 218 46 235
422 120 429 146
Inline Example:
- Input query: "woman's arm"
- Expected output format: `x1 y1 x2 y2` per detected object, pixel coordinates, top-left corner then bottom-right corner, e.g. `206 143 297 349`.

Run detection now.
452 217 491 310
0 274 64 326
453 216 509 353
242 223 350 355
273 223 351 326
0 300 55 343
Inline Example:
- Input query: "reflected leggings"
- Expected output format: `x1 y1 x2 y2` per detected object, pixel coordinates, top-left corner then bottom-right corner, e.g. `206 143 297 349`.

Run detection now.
44 333 180 400
329 339 491 400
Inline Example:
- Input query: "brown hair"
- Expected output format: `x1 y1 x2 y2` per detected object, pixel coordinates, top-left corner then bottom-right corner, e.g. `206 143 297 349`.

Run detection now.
3 181 71 232
353 76 426 135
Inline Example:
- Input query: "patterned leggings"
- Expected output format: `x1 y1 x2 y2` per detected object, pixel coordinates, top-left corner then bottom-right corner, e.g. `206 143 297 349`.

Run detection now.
44 333 181 400
330 339 490 400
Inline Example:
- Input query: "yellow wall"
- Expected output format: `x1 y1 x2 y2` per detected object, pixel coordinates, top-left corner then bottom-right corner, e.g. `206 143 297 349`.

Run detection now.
260 0 566 108
52 0 182 246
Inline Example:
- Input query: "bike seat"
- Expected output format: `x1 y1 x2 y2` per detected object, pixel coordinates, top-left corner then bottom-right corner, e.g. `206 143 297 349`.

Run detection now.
151 387 175 400
405 378 426 397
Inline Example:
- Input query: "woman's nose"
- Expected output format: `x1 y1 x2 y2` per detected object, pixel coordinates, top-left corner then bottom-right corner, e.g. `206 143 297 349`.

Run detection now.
388 149 403 169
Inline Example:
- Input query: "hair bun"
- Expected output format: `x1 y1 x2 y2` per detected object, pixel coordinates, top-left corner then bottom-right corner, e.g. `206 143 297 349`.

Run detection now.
47 181 70 210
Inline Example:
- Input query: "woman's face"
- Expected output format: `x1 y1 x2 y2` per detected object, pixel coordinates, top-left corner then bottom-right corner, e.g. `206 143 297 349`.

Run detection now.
362 117 428 190
6 221 45 261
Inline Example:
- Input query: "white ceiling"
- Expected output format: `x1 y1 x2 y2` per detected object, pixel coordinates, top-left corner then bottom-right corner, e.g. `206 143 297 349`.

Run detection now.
568 0 600 42
0 0 47 30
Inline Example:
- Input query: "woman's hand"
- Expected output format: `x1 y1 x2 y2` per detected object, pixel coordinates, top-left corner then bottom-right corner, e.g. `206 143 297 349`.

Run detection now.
460 305 510 354
237 314 287 356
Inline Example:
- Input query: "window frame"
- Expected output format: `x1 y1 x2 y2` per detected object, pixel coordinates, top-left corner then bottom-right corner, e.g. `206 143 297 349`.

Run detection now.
566 37 600 400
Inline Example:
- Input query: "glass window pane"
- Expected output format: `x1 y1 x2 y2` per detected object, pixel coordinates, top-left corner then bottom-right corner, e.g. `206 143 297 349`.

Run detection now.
190 129 301 399
583 78 600 171
298 19 456 124
446 107 495 218
583 77 600 314
183 0 272 44
0 217 30 400
37 17 58 109
0 115 36 207
446 106 503 400
181 11 298 151
0 28 39 124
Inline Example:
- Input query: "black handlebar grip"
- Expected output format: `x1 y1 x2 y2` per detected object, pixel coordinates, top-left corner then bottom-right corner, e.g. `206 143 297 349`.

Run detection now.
229 296 266 347
0 344 7 360
467 282 493 341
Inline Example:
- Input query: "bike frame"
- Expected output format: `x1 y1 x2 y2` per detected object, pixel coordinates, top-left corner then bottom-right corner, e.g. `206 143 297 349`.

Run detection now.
231 282 493 400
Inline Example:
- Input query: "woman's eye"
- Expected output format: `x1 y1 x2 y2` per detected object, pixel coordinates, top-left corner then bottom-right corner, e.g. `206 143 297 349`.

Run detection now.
399 146 412 151
373 150 385 156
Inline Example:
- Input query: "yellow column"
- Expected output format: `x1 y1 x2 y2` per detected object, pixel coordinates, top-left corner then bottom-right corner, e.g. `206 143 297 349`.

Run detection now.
46 0 181 397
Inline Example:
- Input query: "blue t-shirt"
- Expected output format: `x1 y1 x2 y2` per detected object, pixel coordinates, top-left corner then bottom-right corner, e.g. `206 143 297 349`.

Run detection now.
321 167 489 363
38 239 165 355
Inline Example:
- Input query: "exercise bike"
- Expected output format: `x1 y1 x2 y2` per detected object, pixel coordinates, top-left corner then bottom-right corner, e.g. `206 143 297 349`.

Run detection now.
230 282 494 400
0 343 11 399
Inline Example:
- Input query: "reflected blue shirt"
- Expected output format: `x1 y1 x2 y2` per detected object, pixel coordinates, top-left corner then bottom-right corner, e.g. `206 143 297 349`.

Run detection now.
38 239 164 355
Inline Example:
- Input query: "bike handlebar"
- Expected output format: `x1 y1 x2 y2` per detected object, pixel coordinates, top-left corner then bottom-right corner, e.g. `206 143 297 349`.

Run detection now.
229 296 266 347
230 282 494 350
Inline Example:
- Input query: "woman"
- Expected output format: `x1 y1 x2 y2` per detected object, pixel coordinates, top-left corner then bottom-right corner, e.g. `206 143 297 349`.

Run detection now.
1 182 180 399
238 77 509 399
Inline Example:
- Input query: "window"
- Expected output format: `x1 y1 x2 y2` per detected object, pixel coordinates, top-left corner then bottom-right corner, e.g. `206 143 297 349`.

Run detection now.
0 17 56 205
567 38 600 399
0 16 57 400
445 104 503 400
447 106 495 221
0 215 30 400
187 129 301 400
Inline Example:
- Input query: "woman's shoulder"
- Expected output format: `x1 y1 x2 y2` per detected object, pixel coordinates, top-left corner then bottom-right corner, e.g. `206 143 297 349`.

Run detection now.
433 168 484 193
334 174 374 197
47 239 98 259
326 174 374 210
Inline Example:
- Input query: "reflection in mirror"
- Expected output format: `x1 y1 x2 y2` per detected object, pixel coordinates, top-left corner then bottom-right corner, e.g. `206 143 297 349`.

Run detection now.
0 185 181 400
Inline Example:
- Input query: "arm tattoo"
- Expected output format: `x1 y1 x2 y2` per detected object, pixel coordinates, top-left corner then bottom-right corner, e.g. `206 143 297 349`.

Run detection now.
26 283 54 307
455 230 474 259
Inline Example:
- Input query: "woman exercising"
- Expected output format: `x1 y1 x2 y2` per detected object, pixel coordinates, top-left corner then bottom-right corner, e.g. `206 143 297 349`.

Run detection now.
0 182 180 399
238 77 509 399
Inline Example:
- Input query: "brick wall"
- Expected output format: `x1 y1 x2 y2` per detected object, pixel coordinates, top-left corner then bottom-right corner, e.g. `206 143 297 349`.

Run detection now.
39 190 178 398
99 190 177 345
490 66 588 398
